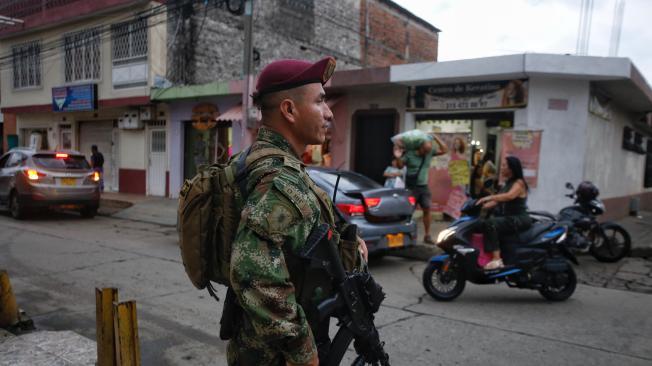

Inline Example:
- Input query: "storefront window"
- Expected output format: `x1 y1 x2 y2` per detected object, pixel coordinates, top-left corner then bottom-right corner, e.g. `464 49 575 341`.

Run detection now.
183 123 232 180
302 128 332 167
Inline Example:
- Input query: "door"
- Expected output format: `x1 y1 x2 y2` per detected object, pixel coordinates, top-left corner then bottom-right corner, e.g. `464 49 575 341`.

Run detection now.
148 129 167 196
353 111 397 184
80 121 116 191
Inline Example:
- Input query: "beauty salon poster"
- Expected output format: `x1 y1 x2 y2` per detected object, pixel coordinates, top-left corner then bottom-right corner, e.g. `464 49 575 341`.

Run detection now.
500 130 543 188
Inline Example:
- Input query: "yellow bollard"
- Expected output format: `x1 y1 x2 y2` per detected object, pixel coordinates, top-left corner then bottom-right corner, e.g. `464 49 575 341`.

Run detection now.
113 301 141 366
96 288 118 366
0 270 19 328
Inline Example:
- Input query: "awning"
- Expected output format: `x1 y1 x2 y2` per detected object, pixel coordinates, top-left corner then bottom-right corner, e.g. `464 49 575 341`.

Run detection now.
217 104 243 123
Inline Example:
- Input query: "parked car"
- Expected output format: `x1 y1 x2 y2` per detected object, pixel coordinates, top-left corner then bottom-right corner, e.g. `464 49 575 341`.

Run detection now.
0 148 101 219
307 167 417 254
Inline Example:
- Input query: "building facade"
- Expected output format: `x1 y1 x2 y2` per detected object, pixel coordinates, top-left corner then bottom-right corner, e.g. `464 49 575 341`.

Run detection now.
0 0 169 195
158 0 440 198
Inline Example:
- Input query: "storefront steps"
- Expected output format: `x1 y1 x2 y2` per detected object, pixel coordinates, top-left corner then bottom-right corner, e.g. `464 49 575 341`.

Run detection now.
0 329 96 365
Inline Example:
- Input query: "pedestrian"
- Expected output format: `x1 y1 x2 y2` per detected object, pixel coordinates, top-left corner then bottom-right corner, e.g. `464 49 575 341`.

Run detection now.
383 157 405 188
90 145 104 192
395 133 448 244
226 57 368 366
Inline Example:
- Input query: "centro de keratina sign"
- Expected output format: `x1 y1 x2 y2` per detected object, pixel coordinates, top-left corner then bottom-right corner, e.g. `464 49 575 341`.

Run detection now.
408 79 529 111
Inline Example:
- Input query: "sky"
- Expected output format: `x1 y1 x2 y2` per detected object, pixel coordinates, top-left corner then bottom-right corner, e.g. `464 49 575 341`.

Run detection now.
393 0 652 84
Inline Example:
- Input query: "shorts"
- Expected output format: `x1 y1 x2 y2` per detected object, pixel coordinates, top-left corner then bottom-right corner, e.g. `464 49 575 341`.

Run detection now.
410 185 431 209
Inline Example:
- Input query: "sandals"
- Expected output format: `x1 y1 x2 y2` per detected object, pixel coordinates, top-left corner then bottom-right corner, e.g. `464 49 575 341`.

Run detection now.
483 259 504 270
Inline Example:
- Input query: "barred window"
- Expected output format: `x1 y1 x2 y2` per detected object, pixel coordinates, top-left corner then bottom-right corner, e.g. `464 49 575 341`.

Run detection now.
12 40 41 89
111 18 148 65
64 27 101 83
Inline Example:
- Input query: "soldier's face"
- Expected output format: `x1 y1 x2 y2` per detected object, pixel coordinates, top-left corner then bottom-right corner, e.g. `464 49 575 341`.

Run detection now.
294 84 333 145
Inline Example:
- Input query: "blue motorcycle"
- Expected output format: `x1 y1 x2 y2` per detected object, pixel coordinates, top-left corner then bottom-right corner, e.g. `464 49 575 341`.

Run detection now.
422 200 578 302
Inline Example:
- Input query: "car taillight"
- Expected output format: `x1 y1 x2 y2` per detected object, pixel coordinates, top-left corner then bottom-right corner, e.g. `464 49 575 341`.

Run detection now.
408 196 416 206
55 153 69 159
336 203 365 216
93 171 100 182
25 169 45 180
364 197 381 208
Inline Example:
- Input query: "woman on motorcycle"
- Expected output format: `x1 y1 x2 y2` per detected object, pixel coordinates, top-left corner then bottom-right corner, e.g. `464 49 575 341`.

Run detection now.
475 156 532 270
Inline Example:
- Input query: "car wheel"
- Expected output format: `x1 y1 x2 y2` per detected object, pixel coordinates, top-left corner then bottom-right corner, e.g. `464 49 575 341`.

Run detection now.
80 206 98 218
9 191 27 220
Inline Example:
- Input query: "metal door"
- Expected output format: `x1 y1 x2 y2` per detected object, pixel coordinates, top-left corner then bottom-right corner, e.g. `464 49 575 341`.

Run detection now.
148 129 167 196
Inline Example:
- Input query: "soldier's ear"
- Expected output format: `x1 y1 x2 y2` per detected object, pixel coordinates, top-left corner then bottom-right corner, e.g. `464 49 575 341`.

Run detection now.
280 99 297 124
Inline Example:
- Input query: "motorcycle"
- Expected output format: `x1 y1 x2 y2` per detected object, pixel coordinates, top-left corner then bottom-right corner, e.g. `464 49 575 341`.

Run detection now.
529 182 631 263
422 199 578 302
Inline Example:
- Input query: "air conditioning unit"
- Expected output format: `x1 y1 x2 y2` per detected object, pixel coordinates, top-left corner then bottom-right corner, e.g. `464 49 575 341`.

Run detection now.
139 106 154 121
118 110 143 129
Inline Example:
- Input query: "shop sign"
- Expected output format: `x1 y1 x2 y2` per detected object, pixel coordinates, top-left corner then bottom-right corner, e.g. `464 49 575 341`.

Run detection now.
408 79 528 111
500 130 543 188
191 103 219 130
52 84 97 112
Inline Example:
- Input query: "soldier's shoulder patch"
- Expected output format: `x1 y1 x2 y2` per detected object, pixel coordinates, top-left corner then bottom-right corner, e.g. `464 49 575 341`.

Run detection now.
244 186 304 243
272 177 315 220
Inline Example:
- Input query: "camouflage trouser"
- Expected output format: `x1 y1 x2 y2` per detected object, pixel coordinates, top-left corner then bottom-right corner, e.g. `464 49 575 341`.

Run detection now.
227 326 284 366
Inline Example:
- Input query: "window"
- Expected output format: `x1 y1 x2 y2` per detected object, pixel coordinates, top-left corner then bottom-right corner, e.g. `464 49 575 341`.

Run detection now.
12 40 41 89
6 153 25 168
111 18 148 88
111 18 148 64
64 27 101 83
33 154 90 170
0 154 9 168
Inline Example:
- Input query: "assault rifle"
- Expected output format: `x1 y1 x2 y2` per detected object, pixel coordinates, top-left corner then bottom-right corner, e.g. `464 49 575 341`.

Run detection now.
302 223 390 366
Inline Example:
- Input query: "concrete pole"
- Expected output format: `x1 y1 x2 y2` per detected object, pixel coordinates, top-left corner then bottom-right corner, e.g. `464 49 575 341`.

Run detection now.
114 301 141 366
240 0 255 151
96 288 118 366
0 270 19 328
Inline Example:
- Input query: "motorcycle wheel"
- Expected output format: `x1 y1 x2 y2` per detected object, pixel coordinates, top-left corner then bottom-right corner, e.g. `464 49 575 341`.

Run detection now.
589 224 631 263
538 265 577 302
422 260 466 301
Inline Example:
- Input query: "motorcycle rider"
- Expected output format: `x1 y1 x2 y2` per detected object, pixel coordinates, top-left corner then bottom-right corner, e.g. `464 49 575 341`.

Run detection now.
475 156 532 270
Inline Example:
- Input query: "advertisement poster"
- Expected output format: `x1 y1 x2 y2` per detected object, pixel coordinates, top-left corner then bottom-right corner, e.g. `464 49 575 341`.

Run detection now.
52 84 97 112
426 133 471 218
500 130 543 188
408 79 528 111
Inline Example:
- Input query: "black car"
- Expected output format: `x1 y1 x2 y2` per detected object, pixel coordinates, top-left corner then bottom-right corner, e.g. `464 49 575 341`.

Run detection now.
307 167 417 254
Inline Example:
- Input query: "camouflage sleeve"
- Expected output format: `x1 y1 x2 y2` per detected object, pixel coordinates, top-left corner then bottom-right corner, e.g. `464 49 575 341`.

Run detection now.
230 176 317 364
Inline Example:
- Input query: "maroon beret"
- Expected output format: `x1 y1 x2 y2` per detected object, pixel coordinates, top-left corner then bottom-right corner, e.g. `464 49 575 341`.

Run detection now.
254 57 336 99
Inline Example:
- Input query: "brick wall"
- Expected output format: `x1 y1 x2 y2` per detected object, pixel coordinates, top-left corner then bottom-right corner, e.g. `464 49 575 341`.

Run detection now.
360 0 439 67
167 0 438 85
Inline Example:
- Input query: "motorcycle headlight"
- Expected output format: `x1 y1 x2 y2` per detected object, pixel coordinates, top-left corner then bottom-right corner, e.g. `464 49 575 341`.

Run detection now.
436 228 456 244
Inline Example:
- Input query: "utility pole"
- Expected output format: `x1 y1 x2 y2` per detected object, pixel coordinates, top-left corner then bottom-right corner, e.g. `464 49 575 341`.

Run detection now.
608 0 626 57
241 0 255 149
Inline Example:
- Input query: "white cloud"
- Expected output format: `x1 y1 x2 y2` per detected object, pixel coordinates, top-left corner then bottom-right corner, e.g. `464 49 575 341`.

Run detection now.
394 0 652 85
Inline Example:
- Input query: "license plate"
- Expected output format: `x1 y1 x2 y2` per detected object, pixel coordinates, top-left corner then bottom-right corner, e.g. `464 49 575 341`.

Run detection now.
387 233 404 248
61 178 77 186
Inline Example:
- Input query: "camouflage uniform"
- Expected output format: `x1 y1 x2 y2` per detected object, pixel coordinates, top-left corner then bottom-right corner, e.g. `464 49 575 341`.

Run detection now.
227 126 344 365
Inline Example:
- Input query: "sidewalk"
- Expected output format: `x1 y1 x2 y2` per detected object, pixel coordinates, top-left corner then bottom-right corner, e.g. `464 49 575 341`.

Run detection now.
97 193 652 258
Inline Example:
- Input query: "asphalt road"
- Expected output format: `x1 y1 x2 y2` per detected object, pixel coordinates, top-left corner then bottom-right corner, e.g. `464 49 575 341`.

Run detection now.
1 212 651 366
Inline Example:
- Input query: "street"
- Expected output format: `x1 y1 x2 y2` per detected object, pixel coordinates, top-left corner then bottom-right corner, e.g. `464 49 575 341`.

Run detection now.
1 211 651 365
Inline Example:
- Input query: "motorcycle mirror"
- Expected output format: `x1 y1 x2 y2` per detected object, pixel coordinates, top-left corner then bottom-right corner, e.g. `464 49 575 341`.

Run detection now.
565 182 574 190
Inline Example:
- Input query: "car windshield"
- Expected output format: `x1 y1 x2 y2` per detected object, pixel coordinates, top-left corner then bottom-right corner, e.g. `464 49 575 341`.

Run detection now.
32 154 91 170
316 171 381 191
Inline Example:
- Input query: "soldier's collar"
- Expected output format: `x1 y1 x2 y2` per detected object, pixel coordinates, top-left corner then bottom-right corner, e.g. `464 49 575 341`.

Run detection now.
256 126 300 159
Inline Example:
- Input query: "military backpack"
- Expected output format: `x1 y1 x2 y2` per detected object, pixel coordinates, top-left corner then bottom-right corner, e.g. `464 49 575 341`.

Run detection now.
177 147 291 299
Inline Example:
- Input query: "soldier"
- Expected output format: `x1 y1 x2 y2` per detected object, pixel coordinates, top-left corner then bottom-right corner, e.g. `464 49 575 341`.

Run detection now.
227 57 368 366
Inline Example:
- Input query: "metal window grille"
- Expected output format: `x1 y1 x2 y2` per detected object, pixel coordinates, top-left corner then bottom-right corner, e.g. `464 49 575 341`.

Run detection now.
111 18 148 65
12 40 41 89
63 27 101 83
151 130 166 153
